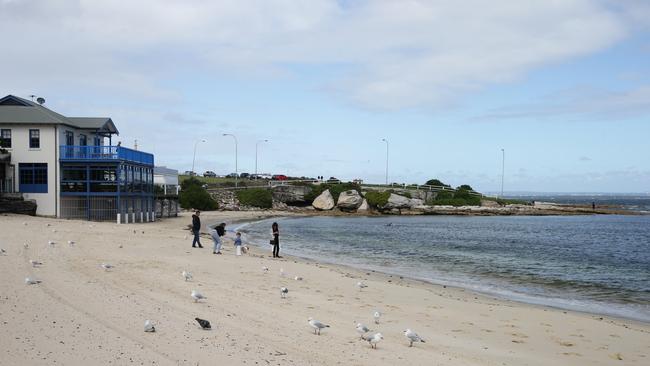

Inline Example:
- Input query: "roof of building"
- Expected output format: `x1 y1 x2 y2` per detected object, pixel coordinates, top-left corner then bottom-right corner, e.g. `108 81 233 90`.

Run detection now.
0 95 119 135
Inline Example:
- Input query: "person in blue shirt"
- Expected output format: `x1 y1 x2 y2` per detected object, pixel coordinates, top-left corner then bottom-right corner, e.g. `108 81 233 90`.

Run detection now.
234 232 243 256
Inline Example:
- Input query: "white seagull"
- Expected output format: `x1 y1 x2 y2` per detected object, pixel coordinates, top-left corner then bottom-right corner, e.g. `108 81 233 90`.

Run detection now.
67 240 75 246
23 243 29 249
144 320 156 333
363 332 384 349
308 317 330 335
182 270 193 281
294 276 303 281
48 240 55 247
25 277 42 285
262 266 269 273
29 259 43 267
280 287 289 299
191 290 206 302
354 321 371 339
101 263 114 271
373 311 381 324
404 329 426 347
356 281 368 291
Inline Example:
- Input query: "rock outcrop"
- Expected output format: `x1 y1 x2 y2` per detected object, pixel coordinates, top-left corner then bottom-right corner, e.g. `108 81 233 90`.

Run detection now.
383 193 411 210
357 199 369 212
0 194 37 216
272 185 312 205
337 190 363 211
312 189 335 210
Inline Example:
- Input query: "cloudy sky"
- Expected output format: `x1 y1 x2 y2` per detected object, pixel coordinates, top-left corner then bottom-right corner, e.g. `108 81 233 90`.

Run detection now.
2 0 649 193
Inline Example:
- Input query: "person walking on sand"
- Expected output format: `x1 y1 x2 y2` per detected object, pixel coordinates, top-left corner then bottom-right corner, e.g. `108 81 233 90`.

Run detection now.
211 223 226 254
271 222 281 258
234 232 243 256
191 210 203 248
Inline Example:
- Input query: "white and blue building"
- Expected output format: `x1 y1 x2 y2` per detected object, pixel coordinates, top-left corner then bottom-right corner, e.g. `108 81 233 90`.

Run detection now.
0 94 154 223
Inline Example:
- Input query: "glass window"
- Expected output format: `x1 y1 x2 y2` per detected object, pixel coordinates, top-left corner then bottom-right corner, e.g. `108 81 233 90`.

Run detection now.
90 167 116 182
0 129 11 148
93 136 101 146
65 131 74 146
29 129 40 149
79 134 87 146
19 163 47 193
62 167 87 181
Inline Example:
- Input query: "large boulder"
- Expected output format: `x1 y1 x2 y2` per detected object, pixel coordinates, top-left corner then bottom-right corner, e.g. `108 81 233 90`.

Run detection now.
384 193 411 210
357 199 369 212
337 190 363 211
312 189 335 210
409 198 424 207
272 185 312 205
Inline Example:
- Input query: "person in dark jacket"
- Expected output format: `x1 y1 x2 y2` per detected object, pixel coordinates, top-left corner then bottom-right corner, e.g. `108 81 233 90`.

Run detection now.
271 222 281 258
211 223 226 254
191 210 203 248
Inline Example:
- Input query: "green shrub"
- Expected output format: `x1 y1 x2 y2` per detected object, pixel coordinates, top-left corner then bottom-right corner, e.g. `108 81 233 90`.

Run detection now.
365 191 391 208
179 185 218 210
428 197 481 207
181 177 203 190
435 190 454 200
236 188 273 208
425 179 451 188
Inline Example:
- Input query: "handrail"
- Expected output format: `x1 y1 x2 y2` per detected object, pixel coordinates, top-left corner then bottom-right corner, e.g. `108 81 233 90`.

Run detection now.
59 145 154 165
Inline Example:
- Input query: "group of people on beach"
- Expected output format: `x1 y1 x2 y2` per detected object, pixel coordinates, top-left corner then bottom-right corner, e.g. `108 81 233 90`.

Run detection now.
190 210 281 258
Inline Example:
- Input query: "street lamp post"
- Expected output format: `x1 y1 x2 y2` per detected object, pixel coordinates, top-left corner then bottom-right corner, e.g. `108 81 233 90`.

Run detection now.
255 139 268 178
192 139 206 176
381 138 389 185
223 133 238 187
500 148 505 198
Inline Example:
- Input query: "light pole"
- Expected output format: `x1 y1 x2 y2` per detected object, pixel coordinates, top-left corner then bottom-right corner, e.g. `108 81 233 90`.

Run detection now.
255 139 268 178
381 138 389 185
223 133 238 187
500 148 505 198
192 139 206 176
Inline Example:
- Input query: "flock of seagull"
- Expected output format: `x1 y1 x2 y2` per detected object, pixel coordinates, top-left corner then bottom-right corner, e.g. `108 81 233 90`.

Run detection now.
4 221 428 353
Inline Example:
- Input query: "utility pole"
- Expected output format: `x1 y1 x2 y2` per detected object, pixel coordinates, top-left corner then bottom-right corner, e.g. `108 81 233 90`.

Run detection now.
501 148 505 198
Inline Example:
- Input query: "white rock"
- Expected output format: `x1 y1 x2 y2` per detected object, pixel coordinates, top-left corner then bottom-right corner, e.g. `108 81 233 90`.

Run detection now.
357 199 369 211
384 193 411 209
336 190 363 210
312 189 335 210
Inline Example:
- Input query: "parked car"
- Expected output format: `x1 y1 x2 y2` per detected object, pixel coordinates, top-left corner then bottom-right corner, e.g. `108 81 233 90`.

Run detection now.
239 172 250 179
203 171 217 178
272 174 288 181
327 176 340 183
226 173 238 178
183 170 197 177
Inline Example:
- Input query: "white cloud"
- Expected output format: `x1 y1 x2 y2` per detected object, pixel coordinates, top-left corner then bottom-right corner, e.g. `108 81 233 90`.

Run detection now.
1 0 645 109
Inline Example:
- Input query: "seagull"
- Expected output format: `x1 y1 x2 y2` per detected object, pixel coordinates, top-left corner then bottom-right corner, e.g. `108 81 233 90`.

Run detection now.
280 287 289 299
67 240 75 246
182 271 193 281
262 266 269 272
23 243 29 249
48 240 55 247
363 332 384 349
356 281 368 291
29 260 43 267
144 320 156 333
294 276 303 281
25 277 42 285
308 317 330 335
195 317 211 330
354 322 371 339
404 329 426 347
46 223 51 227
191 290 206 302
52 229 57 233
101 263 114 271
0 248 6 255
373 311 381 324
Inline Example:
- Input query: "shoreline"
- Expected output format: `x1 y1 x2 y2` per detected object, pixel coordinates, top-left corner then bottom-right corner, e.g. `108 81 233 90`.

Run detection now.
1 211 648 365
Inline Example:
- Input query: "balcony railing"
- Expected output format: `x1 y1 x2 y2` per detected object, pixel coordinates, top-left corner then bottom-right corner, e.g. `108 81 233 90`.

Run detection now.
60 146 154 166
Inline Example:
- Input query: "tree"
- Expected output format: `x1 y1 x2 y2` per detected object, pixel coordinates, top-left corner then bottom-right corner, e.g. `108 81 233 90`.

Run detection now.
425 179 450 187
179 179 218 210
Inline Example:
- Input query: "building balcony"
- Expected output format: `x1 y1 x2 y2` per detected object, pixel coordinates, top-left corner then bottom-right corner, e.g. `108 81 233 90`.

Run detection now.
60 146 154 166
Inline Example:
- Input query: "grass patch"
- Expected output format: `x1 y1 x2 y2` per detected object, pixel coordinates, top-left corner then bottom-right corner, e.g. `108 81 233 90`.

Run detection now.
364 191 391 208
235 188 273 209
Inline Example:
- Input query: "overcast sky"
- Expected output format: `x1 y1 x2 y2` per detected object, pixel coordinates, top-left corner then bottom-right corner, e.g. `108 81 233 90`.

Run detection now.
2 0 649 193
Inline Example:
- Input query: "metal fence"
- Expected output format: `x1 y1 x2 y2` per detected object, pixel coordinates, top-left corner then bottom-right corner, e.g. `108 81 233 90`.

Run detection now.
61 196 118 221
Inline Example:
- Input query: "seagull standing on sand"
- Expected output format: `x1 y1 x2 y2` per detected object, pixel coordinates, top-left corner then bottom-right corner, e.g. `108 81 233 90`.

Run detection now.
25 277 42 285
404 329 426 347
0 248 6 255
362 332 384 349
308 317 330 335
294 276 303 281
182 271 193 281
280 287 289 299
144 320 156 333
262 266 269 273
373 311 381 324
356 281 368 291
48 240 55 247
354 322 371 339
101 263 114 271
67 240 75 246
23 243 29 249
29 260 43 267
191 290 206 302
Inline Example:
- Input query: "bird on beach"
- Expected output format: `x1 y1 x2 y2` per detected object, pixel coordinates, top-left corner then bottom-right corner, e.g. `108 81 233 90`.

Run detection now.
0 248 6 255
25 277 42 285
294 276 303 281
23 243 29 249
48 240 55 247
101 263 114 271
356 281 368 291
362 332 384 349
144 320 156 333
308 317 330 335
354 322 371 339
52 229 57 233
262 266 269 273
29 260 43 267
404 329 425 347
373 311 381 324
67 240 75 246
280 287 289 299
191 290 206 302
182 270 193 281
195 317 211 330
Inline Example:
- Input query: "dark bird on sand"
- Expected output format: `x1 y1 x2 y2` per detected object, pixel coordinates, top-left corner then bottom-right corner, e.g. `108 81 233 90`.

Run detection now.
195 317 211 330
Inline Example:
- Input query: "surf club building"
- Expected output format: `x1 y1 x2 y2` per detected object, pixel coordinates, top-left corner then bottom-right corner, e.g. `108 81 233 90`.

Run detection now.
0 94 154 223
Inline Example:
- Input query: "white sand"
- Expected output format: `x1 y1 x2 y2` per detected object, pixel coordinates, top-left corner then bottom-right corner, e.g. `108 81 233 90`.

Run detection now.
0 212 648 365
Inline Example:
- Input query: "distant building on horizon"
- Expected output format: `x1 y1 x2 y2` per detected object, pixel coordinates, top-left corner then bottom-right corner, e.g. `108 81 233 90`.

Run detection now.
0 94 154 223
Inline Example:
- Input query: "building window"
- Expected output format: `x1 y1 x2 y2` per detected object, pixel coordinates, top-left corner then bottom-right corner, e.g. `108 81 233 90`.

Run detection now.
29 129 40 149
93 136 101 146
19 163 48 193
79 134 87 146
0 129 11 148
65 131 74 146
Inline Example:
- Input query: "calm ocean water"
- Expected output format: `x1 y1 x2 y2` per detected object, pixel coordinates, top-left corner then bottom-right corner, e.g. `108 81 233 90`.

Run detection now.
239 215 650 322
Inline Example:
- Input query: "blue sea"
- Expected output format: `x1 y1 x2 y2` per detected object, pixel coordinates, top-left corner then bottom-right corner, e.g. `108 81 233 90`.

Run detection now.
239 215 650 322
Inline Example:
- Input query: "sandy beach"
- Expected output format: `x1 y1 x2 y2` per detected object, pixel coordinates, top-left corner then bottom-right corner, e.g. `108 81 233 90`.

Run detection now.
1 211 648 366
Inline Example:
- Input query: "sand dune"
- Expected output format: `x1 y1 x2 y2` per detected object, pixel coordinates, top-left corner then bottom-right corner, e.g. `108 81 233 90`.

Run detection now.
0 212 648 365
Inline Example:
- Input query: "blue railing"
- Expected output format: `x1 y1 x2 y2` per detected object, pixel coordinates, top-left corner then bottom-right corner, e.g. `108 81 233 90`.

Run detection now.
60 146 154 166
